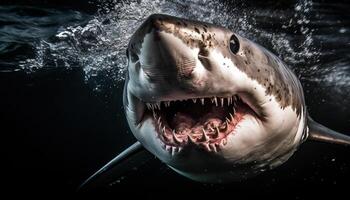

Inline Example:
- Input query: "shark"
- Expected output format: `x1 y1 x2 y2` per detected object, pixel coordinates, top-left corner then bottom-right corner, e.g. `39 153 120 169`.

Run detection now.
80 14 350 188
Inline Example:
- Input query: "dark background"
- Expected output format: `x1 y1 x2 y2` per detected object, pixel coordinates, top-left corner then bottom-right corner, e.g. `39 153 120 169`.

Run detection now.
1 0 349 198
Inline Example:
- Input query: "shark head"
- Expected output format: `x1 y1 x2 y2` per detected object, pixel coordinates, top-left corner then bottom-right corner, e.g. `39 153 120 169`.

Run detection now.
123 14 307 182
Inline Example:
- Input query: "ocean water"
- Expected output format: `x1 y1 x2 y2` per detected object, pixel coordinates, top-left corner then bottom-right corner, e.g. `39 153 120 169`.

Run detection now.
1 0 349 197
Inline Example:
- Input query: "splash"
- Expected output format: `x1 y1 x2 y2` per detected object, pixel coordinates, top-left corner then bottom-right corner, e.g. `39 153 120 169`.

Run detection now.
19 0 322 93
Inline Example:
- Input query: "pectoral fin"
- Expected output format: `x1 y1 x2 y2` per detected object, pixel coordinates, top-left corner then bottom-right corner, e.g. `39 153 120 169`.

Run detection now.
308 117 350 146
79 141 151 190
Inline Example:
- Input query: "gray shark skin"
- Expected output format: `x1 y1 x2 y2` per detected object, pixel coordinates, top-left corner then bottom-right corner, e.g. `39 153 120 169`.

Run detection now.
80 14 350 188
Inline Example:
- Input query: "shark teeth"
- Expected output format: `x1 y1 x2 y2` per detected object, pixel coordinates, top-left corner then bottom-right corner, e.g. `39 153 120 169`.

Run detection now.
162 143 183 156
201 128 209 141
145 95 240 110
148 94 242 154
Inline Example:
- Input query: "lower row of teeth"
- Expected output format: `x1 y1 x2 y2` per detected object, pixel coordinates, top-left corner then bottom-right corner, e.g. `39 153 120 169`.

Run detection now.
154 107 236 154
162 138 227 155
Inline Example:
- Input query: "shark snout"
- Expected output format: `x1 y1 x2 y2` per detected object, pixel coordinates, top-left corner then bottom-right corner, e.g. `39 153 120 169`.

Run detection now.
128 14 200 86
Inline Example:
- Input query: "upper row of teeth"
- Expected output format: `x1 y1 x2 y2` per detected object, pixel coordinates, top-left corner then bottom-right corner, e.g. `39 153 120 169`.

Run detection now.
145 95 239 110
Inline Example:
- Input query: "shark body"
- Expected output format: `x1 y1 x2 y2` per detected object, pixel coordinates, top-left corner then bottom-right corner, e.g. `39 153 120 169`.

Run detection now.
80 14 350 187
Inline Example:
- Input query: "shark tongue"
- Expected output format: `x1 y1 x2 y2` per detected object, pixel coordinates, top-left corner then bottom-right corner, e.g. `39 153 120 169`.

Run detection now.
171 107 224 133
172 112 195 131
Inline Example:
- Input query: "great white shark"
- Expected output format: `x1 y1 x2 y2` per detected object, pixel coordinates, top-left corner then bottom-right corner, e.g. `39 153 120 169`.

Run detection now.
80 14 350 188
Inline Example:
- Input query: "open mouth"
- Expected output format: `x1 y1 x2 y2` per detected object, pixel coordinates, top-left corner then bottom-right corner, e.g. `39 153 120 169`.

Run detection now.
143 95 251 153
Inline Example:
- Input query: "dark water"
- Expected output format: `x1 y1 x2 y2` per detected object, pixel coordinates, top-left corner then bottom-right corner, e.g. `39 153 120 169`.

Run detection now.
1 0 349 197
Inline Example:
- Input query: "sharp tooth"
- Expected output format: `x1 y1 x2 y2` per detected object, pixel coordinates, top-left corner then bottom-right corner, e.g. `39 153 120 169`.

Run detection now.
188 135 196 143
230 113 234 121
220 123 227 131
162 126 166 134
173 133 182 143
225 121 229 127
215 127 220 134
157 116 161 123
201 129 209 141
192 98 197 103
226 117 230 123
214 97 218 106
221 98 224 107
203 143 210 151
165 145 171 152
233 107 236 114
209 127 214 132
158 120 162 129
201 98 205 105
178 147 183 152
210 144 217 152
213 131 219 138
171 147 177 155
229 97 232 105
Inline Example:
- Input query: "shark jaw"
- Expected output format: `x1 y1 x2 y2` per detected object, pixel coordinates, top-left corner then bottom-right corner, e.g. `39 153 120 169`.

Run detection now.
140 95 256 154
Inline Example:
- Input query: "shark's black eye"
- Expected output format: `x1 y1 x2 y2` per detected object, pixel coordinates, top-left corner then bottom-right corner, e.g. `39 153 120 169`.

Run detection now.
229 34 239 54
126 48 129 58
